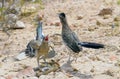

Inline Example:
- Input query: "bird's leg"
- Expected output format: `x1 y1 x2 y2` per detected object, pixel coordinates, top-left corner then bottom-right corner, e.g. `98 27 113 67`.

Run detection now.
37 52 42 68
43 56 48 67
73 53 78 62
37 56 40 68
67 52 72 63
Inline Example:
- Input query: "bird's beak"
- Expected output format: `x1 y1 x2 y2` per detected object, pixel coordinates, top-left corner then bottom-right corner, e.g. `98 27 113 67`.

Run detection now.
57 13 61 18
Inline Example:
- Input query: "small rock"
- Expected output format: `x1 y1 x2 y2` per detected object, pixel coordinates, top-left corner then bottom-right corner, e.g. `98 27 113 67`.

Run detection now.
55 22 61 26
98 8 112 16
96 20 101 26
39 75 47 79
76 15 83 20
90 68 95 73
88 26 98 31
104 70 114 76
116 60 120 67
15 52 27 61
28 77 38 79
103 15 111 19
0 76 5 79
15 21 25 29
114 16 120 21
16 66 35 78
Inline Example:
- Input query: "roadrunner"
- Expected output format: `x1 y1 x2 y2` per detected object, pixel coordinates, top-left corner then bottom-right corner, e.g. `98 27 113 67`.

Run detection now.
36 35 49 67
59 13 104 62
25 21 53 68
25 21 44 57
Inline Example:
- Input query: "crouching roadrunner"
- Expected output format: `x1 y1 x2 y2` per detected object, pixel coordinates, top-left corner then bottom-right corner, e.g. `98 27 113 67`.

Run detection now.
25 21 51 67
59 13 104 62
36 35 50 67
25 21 44 57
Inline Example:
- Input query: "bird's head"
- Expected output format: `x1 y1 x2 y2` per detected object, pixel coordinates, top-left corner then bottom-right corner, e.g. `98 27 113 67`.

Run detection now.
58 12 67 25
59 12 66 19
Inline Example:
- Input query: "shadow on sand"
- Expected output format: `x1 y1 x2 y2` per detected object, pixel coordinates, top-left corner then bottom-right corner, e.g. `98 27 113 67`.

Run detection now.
60 60 93 79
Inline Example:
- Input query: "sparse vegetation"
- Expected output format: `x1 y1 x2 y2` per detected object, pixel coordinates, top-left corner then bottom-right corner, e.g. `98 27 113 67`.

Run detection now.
0 0 44 36
117 0 120 5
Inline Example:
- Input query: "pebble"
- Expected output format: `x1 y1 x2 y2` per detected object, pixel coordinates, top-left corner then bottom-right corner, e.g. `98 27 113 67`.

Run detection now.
15 21 26 29
98 8 112 16
0 76 6 79
76 15 83 20
15 52 27 61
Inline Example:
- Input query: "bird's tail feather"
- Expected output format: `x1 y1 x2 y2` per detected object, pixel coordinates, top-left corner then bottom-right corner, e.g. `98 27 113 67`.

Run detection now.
36 21 44 40
78 42 104 49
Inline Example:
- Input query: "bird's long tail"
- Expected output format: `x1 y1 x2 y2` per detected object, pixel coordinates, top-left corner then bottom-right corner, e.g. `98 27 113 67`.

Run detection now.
36 21 44 41
78 42 104 49
25 21 44 57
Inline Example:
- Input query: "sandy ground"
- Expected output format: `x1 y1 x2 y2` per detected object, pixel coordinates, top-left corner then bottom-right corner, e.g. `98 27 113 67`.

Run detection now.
0 0 120 79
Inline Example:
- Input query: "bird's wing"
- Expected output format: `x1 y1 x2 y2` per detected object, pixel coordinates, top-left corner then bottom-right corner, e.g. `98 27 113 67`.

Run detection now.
62 33 82 53
71 32 80 43
71 31 82 50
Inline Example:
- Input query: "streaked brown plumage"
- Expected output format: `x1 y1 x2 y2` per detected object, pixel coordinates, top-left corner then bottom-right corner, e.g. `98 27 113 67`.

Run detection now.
36 35 49 67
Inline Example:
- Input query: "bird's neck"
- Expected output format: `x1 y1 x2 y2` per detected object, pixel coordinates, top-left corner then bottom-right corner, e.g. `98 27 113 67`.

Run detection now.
61 18 71 31
43 40 48 45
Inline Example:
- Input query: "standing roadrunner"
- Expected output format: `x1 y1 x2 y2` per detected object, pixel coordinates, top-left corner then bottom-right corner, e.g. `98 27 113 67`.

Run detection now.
59 13 104 62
